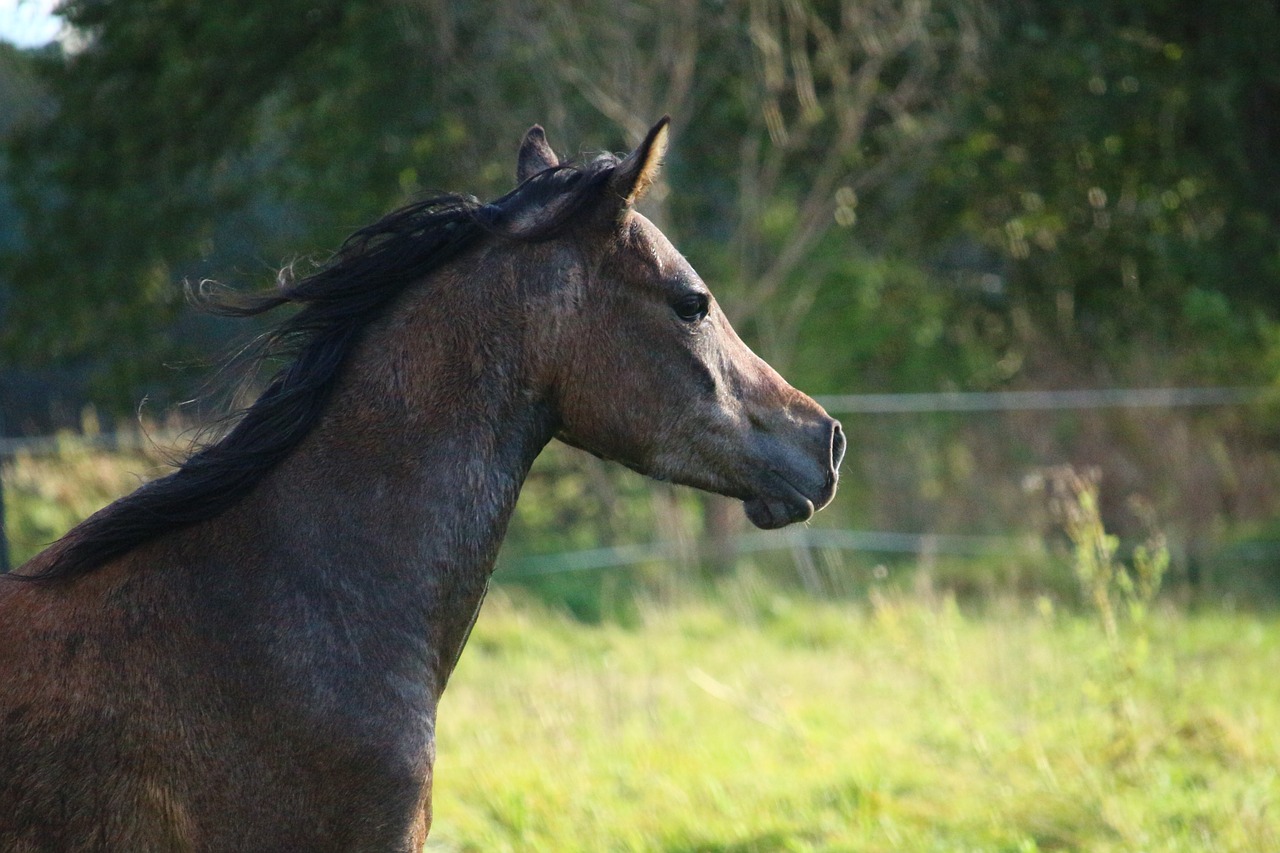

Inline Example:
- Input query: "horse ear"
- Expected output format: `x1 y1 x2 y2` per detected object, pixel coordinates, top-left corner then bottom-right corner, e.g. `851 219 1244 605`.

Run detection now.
517 125 559 183
610 117 671 207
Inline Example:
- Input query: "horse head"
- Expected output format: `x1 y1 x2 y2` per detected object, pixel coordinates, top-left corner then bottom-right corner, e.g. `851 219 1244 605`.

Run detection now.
506 118 844 529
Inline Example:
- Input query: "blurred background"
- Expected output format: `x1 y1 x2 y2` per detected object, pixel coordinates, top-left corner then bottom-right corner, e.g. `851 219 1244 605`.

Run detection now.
1 0 1279 610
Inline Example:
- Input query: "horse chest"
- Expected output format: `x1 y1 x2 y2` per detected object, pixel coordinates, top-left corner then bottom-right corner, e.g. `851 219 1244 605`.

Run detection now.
200 663 438 849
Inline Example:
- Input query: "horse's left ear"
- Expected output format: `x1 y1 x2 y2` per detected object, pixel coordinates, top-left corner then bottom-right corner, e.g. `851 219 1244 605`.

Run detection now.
609 117 671 207
517 125 560 183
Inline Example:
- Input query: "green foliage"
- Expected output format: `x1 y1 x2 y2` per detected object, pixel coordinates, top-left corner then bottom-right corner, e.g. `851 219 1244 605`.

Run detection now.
4 0 1277 382
785 246 1004 393
6 0 347 373
1 0 551 401
919 3 1280 374
7 0 1277 400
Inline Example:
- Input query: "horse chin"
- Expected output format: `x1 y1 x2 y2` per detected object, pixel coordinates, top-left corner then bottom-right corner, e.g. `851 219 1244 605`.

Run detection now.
743 494 815 530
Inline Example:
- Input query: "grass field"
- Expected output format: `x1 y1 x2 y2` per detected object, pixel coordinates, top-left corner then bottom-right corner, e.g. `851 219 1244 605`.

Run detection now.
429 579 1280 852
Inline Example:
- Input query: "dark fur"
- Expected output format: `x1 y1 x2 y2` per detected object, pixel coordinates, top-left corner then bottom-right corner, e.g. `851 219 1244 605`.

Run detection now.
0 119 843 851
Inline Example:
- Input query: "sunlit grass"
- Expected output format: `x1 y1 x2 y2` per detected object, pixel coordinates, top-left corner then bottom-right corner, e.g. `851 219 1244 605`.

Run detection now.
430 583 1280 852
1 431 176 566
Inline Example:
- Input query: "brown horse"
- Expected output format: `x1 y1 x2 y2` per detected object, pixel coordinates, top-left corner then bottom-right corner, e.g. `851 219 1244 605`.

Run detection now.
0 118 843 851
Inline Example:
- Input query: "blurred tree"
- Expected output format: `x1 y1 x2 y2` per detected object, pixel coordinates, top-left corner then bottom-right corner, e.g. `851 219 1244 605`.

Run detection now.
1 0 553 402
507 0 989 368
8 0 1277 397
0 40 45 253
2 0 994 402
7 1 336 378
917 2 1280 382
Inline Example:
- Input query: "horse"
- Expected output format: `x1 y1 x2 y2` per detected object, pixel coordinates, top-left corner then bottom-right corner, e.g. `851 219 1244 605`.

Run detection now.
0 118 844 851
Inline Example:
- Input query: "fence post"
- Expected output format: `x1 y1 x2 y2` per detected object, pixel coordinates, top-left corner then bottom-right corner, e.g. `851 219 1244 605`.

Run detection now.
0 462 7 574
0 411 8 573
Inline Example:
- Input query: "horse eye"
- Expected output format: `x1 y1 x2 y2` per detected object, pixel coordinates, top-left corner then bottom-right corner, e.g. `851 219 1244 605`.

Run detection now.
673 292 709 323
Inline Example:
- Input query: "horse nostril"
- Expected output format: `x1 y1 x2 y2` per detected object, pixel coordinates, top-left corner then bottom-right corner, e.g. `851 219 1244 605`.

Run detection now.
830 421 846 470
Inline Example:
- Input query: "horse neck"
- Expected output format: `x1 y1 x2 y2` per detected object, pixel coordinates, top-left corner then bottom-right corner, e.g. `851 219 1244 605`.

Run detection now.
220 255 555 694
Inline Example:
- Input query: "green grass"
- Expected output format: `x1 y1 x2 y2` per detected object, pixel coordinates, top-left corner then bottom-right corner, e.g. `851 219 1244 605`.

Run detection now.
430 582 1280 852
1 430 176 566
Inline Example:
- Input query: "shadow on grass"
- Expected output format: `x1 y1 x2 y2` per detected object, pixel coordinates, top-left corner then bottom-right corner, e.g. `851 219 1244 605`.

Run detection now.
660 830 811 853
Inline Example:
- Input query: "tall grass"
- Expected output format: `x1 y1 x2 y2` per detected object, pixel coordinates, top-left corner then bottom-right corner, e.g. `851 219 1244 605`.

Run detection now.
431 472 1274 851
1 428 177 566
431 582 1279 852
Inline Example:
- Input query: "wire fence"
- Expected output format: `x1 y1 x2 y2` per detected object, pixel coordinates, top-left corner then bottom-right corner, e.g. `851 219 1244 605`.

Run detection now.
497 527 1031 579
0 427 196 458
815 386 1265 414
1 386 1271 575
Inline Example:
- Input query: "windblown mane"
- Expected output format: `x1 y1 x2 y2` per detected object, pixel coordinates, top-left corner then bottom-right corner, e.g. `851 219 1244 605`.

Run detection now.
18 155 620 582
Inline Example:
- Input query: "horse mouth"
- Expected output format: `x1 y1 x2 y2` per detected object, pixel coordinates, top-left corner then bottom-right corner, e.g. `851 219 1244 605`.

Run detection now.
742 473 822 530
741 441 840 530
743 493 814 529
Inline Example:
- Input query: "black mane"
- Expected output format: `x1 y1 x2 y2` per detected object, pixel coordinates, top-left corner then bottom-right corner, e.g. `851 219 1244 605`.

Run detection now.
17 155 620 582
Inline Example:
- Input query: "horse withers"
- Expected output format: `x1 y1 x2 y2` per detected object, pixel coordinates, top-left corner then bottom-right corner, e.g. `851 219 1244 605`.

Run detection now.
0 118 844 851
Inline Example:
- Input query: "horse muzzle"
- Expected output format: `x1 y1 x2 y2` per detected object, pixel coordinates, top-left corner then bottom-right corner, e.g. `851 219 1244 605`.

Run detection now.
742 416 844 530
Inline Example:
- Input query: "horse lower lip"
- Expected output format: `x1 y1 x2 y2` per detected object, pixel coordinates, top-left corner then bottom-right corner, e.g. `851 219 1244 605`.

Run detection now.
743 478 816 529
